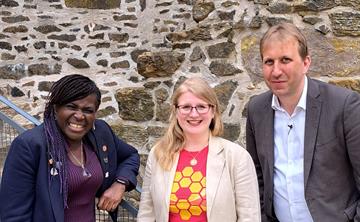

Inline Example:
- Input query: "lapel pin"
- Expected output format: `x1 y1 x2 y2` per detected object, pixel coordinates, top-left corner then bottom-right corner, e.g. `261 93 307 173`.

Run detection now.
50 167 58 176
103 157 108 163
102 145 107 152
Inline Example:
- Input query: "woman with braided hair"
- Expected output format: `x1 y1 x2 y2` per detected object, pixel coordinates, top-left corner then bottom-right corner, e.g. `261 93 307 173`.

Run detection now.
0 74 140 222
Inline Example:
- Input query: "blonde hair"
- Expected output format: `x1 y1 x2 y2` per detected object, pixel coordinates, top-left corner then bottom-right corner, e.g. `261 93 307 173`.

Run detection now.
154 77 223 170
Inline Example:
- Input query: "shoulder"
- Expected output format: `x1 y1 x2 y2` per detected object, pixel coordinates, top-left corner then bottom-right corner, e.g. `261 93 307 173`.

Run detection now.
310 78 358 99
14 124 46 147
211 136 249 157
247 90 272 111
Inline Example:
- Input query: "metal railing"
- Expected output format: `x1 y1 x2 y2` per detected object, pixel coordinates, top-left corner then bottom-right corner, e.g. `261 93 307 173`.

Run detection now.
0 95 139 221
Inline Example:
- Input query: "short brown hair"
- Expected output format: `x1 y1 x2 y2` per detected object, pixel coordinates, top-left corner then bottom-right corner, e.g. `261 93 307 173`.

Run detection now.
260 22 309 60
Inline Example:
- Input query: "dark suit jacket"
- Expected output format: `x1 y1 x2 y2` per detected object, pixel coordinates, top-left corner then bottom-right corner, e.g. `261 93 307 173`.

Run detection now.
0 119 140 222
246 78 360 222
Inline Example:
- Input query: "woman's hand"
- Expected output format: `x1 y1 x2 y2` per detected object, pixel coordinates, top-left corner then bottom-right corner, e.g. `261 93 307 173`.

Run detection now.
97 182 126 212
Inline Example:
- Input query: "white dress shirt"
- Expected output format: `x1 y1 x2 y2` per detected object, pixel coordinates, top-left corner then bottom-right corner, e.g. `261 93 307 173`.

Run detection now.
271 76 313 222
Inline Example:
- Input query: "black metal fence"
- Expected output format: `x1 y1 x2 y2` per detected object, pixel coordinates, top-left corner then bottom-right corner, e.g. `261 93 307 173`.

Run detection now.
0 96 138 222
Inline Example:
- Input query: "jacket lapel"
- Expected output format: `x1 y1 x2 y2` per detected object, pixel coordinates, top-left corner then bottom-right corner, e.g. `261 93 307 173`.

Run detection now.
304 78 322 187
48 169 64 222
163 153 179 222
206 136 225 217
261 94 275 192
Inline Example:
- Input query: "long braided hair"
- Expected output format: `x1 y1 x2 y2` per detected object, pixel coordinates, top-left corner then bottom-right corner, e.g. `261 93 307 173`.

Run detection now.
43 74 101 208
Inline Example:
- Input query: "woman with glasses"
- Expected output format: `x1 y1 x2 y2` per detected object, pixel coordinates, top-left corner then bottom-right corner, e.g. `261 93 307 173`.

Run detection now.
138 77 260 222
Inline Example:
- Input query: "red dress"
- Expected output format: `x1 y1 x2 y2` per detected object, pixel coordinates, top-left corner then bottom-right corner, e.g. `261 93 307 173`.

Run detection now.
169 146 208 222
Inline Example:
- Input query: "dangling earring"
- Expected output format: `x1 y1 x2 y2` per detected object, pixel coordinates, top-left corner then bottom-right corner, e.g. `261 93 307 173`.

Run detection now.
93 123 96 131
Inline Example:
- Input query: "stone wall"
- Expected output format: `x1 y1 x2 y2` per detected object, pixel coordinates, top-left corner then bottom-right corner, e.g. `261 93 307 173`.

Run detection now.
1 0 360 157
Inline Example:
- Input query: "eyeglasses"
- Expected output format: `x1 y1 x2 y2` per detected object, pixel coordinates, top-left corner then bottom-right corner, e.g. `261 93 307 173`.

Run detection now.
176 104 213 115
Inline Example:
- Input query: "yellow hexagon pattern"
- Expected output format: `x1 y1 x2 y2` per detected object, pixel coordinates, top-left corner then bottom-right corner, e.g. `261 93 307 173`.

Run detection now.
169 166 207 220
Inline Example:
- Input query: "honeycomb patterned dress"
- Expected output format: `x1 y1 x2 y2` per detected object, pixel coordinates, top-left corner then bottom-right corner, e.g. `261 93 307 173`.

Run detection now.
169 146 208 222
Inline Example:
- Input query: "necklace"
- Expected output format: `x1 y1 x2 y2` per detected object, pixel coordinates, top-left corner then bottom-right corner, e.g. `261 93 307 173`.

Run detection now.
187 150 202 166
69 141 91 177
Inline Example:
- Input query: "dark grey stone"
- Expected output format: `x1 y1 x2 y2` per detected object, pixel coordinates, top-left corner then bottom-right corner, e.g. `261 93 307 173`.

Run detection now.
11 87 25 97
48 34 76 42
209 61 242 76
2 15 29 23
207 42 236 59
115 88 155 121
67 58 90 69
34 25 61 34
0 42 12 50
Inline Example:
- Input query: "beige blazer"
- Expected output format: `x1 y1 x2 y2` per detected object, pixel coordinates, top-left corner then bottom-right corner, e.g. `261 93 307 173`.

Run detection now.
138 136 261 222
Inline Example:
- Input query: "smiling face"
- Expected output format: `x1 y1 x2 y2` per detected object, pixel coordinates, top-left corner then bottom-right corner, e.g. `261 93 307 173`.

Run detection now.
176 91 214 138
55 94 98 145
262 35 311 102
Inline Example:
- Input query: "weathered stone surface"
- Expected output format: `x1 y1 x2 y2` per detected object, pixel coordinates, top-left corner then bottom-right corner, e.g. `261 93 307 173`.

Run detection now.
97 59 108 67
112 124 149 147
192 1 215 23
189 66 200 73
315 23 330 35
209 61 242 76
2 0 19 7
137 51 185 78
166 26 212 42
108 33 129 43
293 0 336 12
28 63 61 75
110 51 126 58
302 15 322 25
67 58 90 69
306 30 360 77
265 16 292 26
84 24 110 33
0 64 26 80
341 0 360 10
0 42 12 50
222 1 239 7
14 45 27 53
11 87 25 97
143 81 161 89
48 34 76 42
111 61 130 69
34 25 61 34
0 34 9 39
33 41 46 49
223 123 241 141
241 34 262 83
254 0 271 4
1 53 16 60
328 79 360 94
207 42 235 59
267 1 292 14
38 81 53 91
3 25 28 33
97 106 117 118
214 80 238 113
189 46 205 61
156 102 171 121
115 88 154 121
2 15 29 23
249 13 262 28
330 11 360 36
87 42 110 48
146 126 165 138
65 0 121 9
130 49 149 62
217 10 235 20
113 14 137 21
